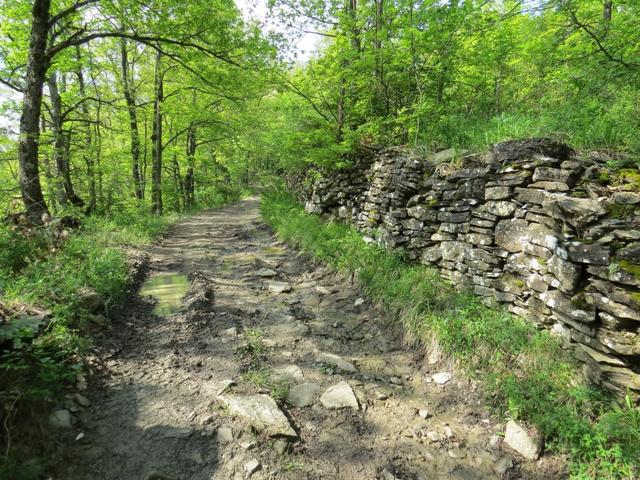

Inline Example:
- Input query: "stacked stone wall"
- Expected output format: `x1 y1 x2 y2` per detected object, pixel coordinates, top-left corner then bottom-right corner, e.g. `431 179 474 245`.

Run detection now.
297 139 640 394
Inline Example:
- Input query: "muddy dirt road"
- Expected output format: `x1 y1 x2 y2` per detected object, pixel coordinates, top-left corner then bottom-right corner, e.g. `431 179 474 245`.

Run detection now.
58 197 564 480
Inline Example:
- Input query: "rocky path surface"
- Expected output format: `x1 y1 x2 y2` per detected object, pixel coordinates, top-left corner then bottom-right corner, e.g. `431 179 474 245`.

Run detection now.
58 197 565 480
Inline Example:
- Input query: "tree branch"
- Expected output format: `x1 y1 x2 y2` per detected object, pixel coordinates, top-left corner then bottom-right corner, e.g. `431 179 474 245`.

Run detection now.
567 7 638 70
47 31 240 67
49 0 101 27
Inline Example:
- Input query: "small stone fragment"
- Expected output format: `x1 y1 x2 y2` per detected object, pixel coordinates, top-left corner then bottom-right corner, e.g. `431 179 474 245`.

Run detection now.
504 420 543 460
267 281 292 294
432 372 452 385
218 394 297 437
320 381 359 410
354 297 365 307
216 426 233 444
418 409 430 419
256 268 277 278
271 365 304 384
244 458 261 476
316 351 357 372
273 438 289 455
49 409 72 429
287 383 321 408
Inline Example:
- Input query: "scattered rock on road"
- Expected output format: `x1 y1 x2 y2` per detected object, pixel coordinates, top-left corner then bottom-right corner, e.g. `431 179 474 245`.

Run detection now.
320 381 359 410
267 281 292 294
316 351 357 372
504 419 544 460
287 383 321 407
218 394 297 437
432 372 452 385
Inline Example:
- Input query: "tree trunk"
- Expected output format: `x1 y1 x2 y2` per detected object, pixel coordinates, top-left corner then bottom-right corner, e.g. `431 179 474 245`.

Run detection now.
151 50 164 215
75 55 97 213
120 38 143 200
48 72 84 208
603 1 612 22
185 121 196 208
18 0 51 224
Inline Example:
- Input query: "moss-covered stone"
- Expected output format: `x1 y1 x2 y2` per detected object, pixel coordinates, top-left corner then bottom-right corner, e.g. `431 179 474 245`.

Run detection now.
616 168 640 191
607 203 637 219
618 260 640 281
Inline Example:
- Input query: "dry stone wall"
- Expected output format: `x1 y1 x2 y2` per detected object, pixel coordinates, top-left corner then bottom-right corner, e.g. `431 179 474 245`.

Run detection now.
297 139 640 394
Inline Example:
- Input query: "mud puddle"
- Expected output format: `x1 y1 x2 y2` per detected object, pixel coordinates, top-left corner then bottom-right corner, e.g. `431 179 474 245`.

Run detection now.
139 271 189 316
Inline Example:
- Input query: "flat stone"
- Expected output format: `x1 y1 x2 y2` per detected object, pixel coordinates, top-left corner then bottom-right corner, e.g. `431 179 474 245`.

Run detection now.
544 197 607 229
218 394 297 437
566 242 610 265
320 381 359 409
256 268 277 278
354 297 365 306
495 219 529 253
244 458 261 476
315 285 337 295
267 281 292 294
612 191 640 205
532 167 574 184
504 420 543 460
432 372 452 385
483 201 517 217
529 181 570 191
585 293 639 321
316 351 357 372
49 409 72 429
216 426 233 444
547 254 582 293
219 327 238 337
273 438 290 455
271 365 304 383
287 383 321 407
485 186 511 200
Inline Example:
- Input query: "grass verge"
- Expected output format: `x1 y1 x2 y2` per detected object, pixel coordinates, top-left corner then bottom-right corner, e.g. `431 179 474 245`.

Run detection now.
260 187 640 480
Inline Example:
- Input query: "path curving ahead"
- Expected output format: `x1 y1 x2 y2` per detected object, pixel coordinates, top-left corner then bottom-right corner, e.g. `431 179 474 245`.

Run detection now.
58 197 563 480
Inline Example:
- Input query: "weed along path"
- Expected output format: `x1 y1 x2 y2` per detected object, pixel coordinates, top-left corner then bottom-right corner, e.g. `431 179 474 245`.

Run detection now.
58 197 565 480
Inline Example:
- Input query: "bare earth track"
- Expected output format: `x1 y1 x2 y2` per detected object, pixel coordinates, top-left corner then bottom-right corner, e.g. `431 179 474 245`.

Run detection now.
57 197 566 480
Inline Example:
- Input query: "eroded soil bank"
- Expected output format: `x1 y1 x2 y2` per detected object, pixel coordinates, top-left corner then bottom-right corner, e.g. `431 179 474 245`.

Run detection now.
56 197 566 480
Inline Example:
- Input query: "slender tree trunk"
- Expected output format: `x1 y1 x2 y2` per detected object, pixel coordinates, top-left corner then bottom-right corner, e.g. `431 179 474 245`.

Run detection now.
75 56 96 213
151 51 164 215
48 72 84 208
120 38 143 200
172 153 185 212
373 0 387 115
18 0 51 223
40 114 57 213
603 1 612 22
185 121 196 208
336 79 345 142
76 56 97 214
